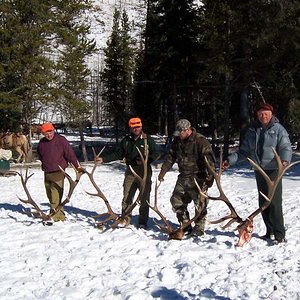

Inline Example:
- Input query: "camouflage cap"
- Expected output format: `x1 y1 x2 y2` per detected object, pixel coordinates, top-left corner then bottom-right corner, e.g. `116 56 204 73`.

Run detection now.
173 119 191 136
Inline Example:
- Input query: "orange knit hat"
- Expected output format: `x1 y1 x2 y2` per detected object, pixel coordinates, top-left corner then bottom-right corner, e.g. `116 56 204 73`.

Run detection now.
128 117 142 128
41 123 55 133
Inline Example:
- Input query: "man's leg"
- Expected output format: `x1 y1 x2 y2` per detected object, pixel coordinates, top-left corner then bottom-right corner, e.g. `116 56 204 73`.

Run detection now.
45 171 65 222
189 180 208 236
267 171 285 241
138 174 152 227
193 196 209 236
255 170 274 237
121 173 138 224
170 178 192 234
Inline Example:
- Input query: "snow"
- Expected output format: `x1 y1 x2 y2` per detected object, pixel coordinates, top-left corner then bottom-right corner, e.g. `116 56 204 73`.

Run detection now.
1 136 300 300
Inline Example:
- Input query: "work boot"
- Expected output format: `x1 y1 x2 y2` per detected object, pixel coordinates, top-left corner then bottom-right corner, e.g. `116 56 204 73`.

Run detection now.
193 225 205 236
183 225 193 236
176 208 190 224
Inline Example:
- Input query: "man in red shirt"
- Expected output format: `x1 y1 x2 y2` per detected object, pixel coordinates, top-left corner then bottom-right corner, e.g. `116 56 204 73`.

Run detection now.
37 123 80 223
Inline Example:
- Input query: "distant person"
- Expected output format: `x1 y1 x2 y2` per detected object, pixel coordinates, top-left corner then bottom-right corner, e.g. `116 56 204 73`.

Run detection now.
158 119 215 236
37 123 81 224
96 117 160 229
222 103 292 244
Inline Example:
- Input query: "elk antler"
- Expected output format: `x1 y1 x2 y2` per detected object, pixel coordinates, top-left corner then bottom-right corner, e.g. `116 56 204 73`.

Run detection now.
85 145 149 229
147 178 206 240
49 163 84 218
17 164 83 223
110 146 149 228
84 147 120 229
200 147 300 247
17 168 50 221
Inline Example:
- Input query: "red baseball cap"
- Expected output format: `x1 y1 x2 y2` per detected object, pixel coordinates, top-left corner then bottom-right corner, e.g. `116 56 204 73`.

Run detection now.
41 123 55 133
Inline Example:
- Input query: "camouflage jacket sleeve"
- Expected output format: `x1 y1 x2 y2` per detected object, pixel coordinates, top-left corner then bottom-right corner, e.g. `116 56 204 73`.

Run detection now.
196 135 216 184
159 139 178 178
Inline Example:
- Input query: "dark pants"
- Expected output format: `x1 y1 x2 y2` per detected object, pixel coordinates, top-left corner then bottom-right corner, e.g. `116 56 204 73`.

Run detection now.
255 169 285 239
122 168 152 226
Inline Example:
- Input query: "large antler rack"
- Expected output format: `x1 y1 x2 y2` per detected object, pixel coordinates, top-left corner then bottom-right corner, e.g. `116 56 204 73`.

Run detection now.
200 147 300 247
147 178 206 241
86 145 149 229
84 146 120 229
17 164 84 223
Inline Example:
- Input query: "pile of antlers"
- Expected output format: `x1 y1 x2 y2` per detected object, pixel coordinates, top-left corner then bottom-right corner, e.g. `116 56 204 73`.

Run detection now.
15 145 299 248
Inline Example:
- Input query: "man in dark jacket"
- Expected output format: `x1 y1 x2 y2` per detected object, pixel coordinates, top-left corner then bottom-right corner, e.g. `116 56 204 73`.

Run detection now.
158 119 215 236
97 117 160 229
223 103 292 244
37 123 80 223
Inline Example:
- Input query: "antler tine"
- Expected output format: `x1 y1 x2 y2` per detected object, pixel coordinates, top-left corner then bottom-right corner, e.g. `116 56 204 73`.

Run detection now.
16 169 48 220
246 147 300 221
147 179 176 234
128 146 148 197
84 147 119 225
91 146 106 174
203 148 243 228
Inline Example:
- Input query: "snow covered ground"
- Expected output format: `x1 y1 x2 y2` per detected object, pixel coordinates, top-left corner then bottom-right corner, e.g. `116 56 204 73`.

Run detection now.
1 138 300 299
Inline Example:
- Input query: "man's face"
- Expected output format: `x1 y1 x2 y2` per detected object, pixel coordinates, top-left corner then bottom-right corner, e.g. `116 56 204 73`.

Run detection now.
130 126 142 137
178 129 190 140
257 109 272 126
43 130 55 141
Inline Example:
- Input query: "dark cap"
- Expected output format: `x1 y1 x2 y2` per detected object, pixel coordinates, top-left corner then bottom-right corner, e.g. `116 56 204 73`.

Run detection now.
257 102 273 112
173 119 191 136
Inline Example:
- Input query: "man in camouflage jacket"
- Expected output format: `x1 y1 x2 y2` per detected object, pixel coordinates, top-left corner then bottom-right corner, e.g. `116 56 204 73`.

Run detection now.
158 119 215 236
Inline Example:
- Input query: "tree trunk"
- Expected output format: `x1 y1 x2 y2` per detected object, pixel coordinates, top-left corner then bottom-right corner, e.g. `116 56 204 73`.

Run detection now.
79 126 88 162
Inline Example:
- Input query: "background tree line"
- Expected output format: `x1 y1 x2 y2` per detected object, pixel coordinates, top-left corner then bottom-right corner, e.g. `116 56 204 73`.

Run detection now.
1 0 300 157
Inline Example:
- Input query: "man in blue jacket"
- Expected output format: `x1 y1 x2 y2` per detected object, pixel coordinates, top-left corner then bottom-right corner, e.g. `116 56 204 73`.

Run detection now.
223 103 292 244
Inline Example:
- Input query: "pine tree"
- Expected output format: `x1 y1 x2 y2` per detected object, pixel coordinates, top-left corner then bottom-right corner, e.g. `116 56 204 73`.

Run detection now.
101 8 135 143
0 0 54 133
53 0 96 162
134 0 203 134
200 0 300 153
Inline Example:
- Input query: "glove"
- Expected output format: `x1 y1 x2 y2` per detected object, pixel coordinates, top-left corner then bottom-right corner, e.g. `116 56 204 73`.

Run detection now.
205 175 214 188
136 156 142 165
158 170 165 182
222 159 229 170
76 166 85 174
95 157 103 164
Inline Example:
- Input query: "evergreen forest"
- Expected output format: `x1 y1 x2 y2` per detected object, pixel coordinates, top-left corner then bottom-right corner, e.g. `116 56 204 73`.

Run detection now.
1 0 300 154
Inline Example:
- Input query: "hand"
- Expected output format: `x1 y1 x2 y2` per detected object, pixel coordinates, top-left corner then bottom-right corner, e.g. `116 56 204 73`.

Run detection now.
76 166 85 174
281 160 289 167
136 156 142 165
95 157 103 164
222 160 229 170
158 171 164 182
205 175 214 188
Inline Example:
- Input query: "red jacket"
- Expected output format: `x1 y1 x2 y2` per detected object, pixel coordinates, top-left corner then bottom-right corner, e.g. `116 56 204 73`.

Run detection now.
37 134 78 173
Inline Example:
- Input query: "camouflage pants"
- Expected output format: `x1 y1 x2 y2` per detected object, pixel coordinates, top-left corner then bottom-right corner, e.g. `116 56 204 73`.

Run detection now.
170 175 208 231
44 170 65 222
122 169 152 226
